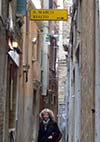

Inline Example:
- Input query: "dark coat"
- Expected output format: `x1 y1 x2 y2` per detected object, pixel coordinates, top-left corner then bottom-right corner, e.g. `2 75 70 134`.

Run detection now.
37 119 60 142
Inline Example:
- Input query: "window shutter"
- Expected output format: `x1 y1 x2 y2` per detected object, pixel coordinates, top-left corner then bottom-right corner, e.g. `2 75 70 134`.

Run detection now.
16 0 26 16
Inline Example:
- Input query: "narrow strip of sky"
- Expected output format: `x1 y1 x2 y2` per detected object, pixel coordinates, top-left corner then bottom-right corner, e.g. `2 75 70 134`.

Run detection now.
31 0 41 9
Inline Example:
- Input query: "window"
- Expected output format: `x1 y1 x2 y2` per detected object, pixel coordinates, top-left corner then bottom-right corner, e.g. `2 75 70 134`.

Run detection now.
49 0 53 9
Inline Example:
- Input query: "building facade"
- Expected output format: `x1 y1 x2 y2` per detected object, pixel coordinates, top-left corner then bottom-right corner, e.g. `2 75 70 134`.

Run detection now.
0 0 59 142
66 0 96 142
0 0 24 141
17 1 42 142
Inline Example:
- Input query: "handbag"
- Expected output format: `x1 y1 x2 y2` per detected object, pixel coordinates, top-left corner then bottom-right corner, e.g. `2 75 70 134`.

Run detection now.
56 130 62 141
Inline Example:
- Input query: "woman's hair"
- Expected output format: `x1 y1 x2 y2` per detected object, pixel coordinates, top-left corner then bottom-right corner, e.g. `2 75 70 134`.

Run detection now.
39 108 55 121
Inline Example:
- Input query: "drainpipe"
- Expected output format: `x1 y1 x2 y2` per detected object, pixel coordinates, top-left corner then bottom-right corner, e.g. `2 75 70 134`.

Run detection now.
15 69 19 142
23 1 29 82
65 51 70 142
3 56 8 142
68 43 74 142
41 0 49 96
95 0 100 142
74 53 81 142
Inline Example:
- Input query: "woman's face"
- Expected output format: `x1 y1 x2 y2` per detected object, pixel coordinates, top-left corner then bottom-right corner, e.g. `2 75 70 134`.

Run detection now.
43 112 49 121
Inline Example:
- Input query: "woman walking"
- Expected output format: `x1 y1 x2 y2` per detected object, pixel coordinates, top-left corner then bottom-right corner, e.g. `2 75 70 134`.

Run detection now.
37 108 62 142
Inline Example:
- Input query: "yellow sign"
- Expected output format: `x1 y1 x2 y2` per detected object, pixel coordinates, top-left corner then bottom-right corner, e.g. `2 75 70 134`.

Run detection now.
30 9 68 21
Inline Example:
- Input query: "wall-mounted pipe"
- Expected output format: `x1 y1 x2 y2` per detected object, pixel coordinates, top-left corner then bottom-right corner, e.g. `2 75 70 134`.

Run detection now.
95 0 100 142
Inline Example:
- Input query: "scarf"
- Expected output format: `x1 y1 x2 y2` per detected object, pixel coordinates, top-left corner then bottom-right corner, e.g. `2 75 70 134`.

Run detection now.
43 119 50 131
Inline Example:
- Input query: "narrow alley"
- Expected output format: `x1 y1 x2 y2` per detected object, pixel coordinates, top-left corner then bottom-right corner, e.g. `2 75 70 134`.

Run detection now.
0 0 100 142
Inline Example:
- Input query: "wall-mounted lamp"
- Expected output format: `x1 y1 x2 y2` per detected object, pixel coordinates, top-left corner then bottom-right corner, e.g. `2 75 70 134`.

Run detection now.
12 41 18 48
32 38 37 44
12 41 22 54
